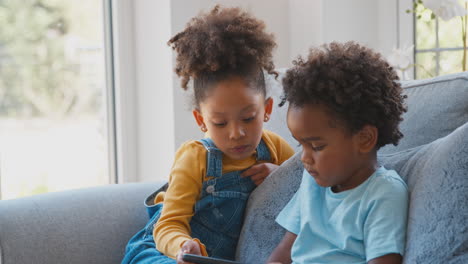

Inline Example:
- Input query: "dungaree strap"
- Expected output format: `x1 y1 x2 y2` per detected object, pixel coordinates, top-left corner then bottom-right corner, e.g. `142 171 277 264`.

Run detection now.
200 138 223 178
256 139 271 161
199 137 271 177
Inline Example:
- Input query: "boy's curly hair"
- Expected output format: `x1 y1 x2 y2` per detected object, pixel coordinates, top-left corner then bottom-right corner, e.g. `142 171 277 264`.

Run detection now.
281 41 407 148
168 5 277 106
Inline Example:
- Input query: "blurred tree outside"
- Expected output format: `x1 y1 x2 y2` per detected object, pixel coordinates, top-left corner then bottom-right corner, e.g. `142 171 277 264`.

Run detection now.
0 0 109 200
0 0 102 118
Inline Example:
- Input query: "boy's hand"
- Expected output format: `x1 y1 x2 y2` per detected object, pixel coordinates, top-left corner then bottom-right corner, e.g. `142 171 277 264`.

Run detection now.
241 162 279 185
176 240 201 264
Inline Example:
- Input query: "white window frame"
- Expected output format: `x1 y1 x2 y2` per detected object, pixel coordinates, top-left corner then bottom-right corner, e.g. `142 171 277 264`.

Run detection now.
107 0 138 183
110 0 175 184
414 11 466 77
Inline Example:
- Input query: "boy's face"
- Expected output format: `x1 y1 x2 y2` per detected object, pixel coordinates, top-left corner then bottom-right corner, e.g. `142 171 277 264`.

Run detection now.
193 76 272 160
287 104 377 192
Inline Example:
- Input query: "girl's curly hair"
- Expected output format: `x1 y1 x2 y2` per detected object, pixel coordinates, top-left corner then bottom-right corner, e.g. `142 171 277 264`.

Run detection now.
168 5 277 106
281 41 407 148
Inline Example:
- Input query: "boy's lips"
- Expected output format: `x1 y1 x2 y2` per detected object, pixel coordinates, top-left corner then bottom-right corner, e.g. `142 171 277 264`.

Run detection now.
304 165 318 176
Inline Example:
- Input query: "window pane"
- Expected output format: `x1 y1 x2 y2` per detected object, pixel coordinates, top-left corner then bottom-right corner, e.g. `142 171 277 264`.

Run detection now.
0 0 110 199
439 18 464 48
440 50 464 75
415 52 437 79
415 12 436 50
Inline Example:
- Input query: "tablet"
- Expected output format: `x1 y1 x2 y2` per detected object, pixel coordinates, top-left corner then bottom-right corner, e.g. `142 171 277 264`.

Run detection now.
181 253 242 264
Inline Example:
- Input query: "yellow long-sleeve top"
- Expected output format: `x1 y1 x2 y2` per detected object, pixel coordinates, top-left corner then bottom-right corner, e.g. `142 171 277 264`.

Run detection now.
153 130 294 259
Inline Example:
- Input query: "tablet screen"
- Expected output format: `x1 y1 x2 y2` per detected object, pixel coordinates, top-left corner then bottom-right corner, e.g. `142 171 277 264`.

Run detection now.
181 253 242 264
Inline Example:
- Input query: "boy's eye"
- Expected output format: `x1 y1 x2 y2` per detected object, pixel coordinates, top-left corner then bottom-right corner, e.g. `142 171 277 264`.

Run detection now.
312 145 326 151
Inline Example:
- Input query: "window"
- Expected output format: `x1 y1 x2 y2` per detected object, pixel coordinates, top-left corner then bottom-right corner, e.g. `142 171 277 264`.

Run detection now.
414 2 467 79
0 0 115 199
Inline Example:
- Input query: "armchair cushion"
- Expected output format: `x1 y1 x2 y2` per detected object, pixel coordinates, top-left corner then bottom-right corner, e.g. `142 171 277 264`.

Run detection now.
379 122 468 264
0 182 164 264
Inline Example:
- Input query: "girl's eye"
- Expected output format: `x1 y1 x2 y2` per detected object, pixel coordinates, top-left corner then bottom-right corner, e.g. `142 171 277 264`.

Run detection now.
243 116 255 122
213 122 226 127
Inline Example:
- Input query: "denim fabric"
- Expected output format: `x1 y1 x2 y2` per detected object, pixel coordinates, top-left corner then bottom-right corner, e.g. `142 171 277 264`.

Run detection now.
122 138 271 263
122 203 176 264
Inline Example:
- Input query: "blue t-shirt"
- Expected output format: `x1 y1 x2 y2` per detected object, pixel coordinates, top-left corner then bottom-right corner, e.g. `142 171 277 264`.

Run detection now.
276 167 409 264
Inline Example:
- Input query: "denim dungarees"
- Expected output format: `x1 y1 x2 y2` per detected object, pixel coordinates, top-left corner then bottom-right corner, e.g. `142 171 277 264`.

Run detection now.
122 138 271 264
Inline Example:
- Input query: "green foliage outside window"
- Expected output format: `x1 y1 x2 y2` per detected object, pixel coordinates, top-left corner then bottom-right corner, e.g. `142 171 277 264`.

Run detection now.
410 0 467 79
0 0 101 118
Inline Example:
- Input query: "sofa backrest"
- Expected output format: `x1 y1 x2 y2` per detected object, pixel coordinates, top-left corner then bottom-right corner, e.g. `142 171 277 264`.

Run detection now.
380 71 468 154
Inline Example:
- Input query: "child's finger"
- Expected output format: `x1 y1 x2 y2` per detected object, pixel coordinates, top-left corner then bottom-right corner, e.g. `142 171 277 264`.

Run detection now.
241 164 261 177
181 240 201 255
250 171 267 182
253 178 265 186
244 163 271 177
177 250 193 264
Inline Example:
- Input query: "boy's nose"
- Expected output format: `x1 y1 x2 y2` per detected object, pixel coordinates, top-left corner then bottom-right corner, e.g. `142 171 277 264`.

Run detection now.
301 149 314 165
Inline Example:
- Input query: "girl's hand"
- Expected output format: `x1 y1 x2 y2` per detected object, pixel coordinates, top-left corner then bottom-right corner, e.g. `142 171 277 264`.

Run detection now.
176 240 201 264
241 162 279 185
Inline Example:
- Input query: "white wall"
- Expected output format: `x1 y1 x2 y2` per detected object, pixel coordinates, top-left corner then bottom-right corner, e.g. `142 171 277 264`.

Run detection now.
134 0 175 182
114 0 413 183
323 0 379 47
289 0 323 59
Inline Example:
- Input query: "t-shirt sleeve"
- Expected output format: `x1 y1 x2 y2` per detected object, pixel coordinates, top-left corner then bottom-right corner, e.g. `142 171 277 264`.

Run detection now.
276 190 301 235
276 171 308 235
153 141 208 259
363 177 409 262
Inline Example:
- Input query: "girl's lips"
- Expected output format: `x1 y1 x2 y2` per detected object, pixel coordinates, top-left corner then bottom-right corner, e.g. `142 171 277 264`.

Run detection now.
231 145 250 153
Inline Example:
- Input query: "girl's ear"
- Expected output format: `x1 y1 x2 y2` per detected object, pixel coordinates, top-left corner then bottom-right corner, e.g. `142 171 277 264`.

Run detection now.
264 97 273 122
356 125 378 153
193 109 207 132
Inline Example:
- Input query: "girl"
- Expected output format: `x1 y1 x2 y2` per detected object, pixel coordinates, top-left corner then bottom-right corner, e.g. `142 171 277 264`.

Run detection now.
122 6 294 264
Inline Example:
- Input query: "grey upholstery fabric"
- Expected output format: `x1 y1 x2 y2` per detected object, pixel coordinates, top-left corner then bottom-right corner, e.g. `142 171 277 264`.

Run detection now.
0 182 165 264
380 72 468 154
236 152 303 263
380 122 468 264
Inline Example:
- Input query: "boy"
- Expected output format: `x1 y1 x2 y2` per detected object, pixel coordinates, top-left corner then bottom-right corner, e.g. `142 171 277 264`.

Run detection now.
268 42 409 264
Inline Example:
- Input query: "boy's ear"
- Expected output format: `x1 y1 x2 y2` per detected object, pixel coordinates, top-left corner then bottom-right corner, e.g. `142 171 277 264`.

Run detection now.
264 97 273 122
193 109 207 132
357 125 378 153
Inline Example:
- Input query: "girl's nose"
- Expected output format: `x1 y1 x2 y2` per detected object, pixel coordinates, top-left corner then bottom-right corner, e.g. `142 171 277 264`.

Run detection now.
229 124 245 140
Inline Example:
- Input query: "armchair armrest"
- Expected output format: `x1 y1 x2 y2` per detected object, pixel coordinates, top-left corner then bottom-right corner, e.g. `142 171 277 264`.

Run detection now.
0 181 166 264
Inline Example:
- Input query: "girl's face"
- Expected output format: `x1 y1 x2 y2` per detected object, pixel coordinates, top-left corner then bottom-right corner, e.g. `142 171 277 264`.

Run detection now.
287 104 377 192
193 76 272 160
